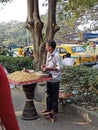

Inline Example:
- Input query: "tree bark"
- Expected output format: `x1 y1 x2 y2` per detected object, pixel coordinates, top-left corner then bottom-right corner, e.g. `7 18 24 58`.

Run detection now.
25 0 60 71
25 0 44 71
46 0 60 41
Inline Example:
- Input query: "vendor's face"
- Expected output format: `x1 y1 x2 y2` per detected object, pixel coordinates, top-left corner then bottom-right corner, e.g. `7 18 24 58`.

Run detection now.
45 43 53 53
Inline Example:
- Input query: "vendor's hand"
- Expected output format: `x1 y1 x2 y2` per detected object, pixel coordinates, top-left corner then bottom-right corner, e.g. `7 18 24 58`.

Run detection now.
41 65 46 71
41 65 46 69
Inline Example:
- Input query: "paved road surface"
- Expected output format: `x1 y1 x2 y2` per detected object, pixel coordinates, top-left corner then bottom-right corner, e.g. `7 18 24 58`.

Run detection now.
10 88 98 130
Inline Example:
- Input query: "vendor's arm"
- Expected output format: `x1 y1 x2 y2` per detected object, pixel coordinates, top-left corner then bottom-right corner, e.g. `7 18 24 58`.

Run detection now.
46 67 58 71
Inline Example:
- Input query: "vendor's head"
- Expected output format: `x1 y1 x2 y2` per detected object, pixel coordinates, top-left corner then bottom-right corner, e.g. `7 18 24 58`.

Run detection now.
45 40 56 53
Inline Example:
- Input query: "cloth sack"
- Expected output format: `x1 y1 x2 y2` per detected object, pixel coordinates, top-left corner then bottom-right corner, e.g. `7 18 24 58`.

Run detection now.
34 84 46 102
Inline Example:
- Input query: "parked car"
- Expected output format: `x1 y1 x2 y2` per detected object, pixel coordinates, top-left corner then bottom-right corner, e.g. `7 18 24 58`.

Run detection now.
23 45 66 59
56 46 67 58
57 44 97 66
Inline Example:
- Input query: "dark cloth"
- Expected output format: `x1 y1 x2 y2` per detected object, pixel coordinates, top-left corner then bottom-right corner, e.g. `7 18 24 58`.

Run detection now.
46 81 60 113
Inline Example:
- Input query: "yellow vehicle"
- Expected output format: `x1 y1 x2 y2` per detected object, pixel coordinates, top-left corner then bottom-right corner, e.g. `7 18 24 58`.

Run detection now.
56 46 67 58
23 45 67 59
23 46 34 58
57 44 97 66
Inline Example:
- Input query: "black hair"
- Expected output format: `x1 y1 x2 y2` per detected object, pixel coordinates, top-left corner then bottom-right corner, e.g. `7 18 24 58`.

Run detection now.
66 52 71 57
46 40 56 49
62 55 66 59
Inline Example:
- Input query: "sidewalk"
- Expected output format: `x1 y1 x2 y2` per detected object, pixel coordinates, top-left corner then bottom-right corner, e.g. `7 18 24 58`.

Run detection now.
62 104 98 127
11 88 98 130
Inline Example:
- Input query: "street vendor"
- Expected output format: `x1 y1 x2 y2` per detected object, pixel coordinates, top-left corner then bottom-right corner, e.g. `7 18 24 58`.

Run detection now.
41 40 63 115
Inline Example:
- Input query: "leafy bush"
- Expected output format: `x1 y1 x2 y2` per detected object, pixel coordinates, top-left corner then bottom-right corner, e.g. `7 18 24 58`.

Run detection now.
61 66 98 92
0 56 34 73
61 66 98 106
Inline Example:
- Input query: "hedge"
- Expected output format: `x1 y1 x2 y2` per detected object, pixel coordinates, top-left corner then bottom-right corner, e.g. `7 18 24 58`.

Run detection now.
1 55 98 93
61 66 98 96
0 56 34 73
60 66 98 105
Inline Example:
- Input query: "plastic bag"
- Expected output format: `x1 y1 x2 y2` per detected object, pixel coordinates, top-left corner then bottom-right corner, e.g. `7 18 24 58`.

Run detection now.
34 84 46 102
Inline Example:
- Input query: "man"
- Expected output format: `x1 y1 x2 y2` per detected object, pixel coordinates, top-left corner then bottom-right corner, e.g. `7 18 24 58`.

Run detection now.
8 47 13 56
62 52 76 66
41 40 62 114
18 46 23 56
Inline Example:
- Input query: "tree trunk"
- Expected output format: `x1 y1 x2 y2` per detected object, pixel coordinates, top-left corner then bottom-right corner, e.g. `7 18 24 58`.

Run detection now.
25 0 60 71
46 0 60 41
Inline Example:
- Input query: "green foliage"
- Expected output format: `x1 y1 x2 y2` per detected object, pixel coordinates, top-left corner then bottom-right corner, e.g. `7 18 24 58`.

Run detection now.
0 55 34 73
65 0 98 15
61 66 98 91
65 0 98 27
0 21 32 47
61 65 98 107
57 0 98 29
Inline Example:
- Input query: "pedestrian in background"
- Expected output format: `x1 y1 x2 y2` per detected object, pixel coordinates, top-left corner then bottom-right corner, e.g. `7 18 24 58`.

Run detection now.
62 52 76 66
24 48 32 57
8 47 13 56
18 46 23 56
86 41 96 53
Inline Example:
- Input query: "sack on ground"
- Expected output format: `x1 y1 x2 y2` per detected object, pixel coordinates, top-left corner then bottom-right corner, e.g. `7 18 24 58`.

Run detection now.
34 84 46 102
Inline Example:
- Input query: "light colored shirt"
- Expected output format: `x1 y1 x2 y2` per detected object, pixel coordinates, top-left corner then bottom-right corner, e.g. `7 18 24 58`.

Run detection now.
46 49 63 82
62 57 76 66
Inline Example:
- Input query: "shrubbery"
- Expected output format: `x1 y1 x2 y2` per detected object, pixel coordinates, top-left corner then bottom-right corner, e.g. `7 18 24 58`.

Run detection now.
1 56 98 94
61 65 98 95
0 56 34 73
61 66 98 89
61 66 98 106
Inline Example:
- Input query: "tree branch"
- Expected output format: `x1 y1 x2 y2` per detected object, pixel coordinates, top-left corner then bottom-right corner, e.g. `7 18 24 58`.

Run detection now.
27 0 34 24
46 0 59 40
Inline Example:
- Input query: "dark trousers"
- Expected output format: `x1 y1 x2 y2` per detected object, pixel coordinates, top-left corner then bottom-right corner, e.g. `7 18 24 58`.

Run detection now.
46 81 60 113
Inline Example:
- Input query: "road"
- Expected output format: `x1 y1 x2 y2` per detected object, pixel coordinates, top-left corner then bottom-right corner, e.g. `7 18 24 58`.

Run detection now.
11 88 98 130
